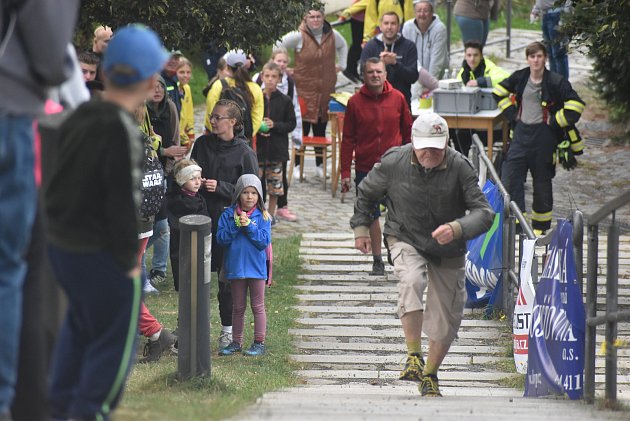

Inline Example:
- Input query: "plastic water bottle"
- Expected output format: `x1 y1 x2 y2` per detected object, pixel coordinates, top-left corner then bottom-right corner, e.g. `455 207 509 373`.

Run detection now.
451 68 458 79
442 68 450 80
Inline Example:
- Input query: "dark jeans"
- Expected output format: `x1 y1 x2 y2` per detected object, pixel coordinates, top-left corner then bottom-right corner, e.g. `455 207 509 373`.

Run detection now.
12 205 52 421
347 18 364 78
47 246 141 421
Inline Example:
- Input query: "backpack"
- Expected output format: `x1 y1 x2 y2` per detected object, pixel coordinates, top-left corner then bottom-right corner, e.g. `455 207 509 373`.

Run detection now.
219 78 253 139
139 133 165 218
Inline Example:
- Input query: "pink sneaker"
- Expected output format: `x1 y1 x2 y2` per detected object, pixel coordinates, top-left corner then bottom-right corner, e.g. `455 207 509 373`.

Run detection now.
276 207 298 222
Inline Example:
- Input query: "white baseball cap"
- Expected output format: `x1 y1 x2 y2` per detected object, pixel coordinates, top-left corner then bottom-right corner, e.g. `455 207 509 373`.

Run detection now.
224 49 247 68
411 112 449 149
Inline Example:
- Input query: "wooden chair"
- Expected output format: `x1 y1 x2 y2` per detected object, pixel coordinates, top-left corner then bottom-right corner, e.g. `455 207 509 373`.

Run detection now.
328 112 345 198
288 135 333 190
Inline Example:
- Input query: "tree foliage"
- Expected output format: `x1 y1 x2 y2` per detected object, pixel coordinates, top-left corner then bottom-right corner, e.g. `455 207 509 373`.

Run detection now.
561 0 630 118
77 0 313 52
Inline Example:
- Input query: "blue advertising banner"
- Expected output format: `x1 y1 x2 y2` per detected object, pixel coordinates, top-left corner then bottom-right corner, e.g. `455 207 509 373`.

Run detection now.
464 180 503 309
525 219 585 400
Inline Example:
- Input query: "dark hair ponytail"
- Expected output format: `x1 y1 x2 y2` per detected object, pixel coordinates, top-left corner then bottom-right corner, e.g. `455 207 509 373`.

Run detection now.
215 99 244 134
230 65 254 109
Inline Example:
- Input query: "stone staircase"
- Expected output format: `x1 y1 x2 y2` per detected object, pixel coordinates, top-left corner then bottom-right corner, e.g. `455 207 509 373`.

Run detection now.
234 232 630 420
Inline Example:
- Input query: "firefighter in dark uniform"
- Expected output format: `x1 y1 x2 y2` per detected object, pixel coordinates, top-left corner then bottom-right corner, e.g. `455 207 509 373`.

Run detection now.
493 41 584 234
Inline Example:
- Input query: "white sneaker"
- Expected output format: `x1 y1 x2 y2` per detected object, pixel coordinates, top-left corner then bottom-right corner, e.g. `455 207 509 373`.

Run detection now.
218 331 232 349
293 165 301 180
143 282 159 295
316 165 324 179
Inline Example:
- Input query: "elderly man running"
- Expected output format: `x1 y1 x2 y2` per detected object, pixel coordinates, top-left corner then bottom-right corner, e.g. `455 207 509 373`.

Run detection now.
350 112 494 396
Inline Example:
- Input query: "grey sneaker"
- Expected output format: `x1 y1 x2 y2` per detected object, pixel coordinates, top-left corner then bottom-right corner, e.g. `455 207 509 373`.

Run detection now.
149 269 166 287
218 331 232 349
370 259 385 276
138 329 177 364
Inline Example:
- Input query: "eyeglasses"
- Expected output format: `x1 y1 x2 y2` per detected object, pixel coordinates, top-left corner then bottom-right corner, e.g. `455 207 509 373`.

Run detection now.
209 114 231 121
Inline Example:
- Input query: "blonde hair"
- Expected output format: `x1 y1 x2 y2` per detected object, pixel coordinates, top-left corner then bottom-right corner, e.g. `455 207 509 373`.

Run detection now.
271 47 290 62
93 25 112 44
173 158 199 176
177 57 193 70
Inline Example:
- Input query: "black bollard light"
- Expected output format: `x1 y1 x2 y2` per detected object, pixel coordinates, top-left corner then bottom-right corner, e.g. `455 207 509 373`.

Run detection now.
177 214 212 379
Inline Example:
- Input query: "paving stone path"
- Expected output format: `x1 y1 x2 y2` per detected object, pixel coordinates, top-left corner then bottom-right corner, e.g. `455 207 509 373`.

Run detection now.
192 26 630 419
234 231 629 420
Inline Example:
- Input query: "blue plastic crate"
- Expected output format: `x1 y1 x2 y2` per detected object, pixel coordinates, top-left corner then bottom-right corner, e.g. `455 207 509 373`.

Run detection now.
328 99 346 112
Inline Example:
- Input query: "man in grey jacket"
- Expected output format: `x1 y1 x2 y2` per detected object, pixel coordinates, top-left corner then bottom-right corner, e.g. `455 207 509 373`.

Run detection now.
402 0 448 99
0 1 78 419
350 112 494 397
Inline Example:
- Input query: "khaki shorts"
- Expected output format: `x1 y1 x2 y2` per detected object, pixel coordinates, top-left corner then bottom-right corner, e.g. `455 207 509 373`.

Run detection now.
387 237 466 346
259 161 284 197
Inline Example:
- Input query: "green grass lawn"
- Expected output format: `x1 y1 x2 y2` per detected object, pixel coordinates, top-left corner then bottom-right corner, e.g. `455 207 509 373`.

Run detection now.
116 235 302 420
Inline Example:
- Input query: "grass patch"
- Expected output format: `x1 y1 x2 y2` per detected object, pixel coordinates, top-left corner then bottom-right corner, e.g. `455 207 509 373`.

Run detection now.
117 234 303 420
498 373 526 390
188 64 210 108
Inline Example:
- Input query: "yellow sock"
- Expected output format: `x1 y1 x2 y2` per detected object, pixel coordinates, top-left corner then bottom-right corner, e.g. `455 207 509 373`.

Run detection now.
423 361 438 376
406 340 421 355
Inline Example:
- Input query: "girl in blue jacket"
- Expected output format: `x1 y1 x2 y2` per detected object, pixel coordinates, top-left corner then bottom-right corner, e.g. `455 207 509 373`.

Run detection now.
216 174 272 356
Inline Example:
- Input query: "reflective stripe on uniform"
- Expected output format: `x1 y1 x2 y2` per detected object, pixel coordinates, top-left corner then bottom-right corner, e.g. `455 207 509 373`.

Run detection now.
498 97 512 111
555 109 569 127
493 84 509 97
532 210 553 222
570 139 584 153
564 100 585 114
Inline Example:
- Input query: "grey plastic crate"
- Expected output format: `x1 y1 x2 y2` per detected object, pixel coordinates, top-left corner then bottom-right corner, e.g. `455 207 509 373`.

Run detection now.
433 87 480 114
479 88 497 110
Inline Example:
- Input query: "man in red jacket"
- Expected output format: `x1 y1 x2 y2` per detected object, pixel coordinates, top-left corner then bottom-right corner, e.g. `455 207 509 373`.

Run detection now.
341 57 412 275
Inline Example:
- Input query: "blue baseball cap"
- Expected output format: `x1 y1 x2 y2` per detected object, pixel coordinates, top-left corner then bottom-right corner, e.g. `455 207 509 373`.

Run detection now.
103 24 169 86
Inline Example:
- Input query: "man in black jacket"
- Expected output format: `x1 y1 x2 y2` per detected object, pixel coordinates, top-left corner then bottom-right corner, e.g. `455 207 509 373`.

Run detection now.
360 11 418 106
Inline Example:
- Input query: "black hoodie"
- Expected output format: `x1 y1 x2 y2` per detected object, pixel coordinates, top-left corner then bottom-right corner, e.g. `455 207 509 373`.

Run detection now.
190 133 258 269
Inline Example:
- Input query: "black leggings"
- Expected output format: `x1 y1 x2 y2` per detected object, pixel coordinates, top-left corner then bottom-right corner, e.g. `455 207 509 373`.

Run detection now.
277 161 290 209
295 119 327 167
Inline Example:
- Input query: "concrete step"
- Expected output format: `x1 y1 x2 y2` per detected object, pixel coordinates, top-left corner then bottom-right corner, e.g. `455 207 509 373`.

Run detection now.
295 317 504 328
235 387 630 421
296 369 630 385
289 327 501 341
295 341 505 354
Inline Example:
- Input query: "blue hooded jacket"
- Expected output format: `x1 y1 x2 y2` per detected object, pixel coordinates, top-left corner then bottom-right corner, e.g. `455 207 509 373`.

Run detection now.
216 174 271 280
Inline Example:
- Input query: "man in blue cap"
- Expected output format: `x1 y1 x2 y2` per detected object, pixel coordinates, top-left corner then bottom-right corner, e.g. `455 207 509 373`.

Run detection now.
44 24 169 421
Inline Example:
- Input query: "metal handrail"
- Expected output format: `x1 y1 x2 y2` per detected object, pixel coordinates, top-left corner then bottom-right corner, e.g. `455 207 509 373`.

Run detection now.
471 134 536 316
584 190 630 405
588 190 630 225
